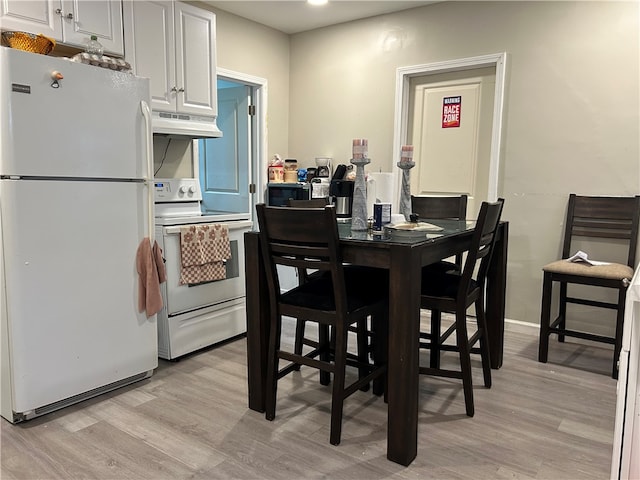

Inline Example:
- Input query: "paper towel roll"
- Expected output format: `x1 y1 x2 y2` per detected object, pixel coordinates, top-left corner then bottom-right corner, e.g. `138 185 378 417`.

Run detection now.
367 172 395 217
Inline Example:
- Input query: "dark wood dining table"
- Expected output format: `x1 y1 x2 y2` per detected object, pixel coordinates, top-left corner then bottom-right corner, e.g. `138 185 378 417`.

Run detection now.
244 218 509 466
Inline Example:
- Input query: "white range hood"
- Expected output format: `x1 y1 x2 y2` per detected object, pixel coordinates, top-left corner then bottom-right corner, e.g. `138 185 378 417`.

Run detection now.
152 110 222 138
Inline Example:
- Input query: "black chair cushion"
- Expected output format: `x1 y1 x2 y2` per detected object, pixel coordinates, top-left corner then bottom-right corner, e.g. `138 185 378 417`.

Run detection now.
283 267 388 312
421 270 478 299
421 260 460 276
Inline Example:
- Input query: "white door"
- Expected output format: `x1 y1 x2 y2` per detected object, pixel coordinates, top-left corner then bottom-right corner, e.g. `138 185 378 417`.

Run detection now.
0 48 148 179
199 82 251 215
408 67 495 218
175 2 217 116
0 49 148 180
62 0 124 55
0 0 62 39
123 1 176 113
160 221 251 315
1 179 156 413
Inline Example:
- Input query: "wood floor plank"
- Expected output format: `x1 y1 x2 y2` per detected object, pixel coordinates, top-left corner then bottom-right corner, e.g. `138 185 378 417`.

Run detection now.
1 319 617 479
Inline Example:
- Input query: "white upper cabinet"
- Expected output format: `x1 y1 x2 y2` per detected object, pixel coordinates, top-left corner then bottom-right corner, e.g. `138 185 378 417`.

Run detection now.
0 0 124 56
123 1 217 117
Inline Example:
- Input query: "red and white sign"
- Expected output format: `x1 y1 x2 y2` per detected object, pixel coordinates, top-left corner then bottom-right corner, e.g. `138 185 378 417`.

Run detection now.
442 96 461 128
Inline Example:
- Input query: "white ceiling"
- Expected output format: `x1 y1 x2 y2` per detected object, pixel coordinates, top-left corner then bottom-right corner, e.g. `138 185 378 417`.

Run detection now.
200 1 437 34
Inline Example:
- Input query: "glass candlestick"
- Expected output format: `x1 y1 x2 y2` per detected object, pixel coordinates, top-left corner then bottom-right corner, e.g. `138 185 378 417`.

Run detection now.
397 160 415 221
350 156 370 231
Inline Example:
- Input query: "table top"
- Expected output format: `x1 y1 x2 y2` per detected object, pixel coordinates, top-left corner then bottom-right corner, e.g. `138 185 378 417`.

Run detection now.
337 218 476 245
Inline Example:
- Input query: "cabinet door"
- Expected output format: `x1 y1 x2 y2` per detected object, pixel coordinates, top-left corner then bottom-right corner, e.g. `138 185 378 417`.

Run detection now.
0 0 62 40
61 0 124 55
123 1 175 112
174 2 216 116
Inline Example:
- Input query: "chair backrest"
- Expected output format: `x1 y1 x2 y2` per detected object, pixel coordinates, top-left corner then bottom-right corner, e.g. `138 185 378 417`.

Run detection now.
458 198 505 297
256 203 348 314
561 194 640 267
411 195 468 220
287 198 330 208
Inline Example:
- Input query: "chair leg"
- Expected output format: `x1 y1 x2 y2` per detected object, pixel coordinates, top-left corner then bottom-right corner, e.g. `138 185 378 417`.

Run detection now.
538 272 552 363
612 288 627 380
330 322 348 446
558 281 567 343
455 309 474 417
356 318 370 392
319 324 331 386
430 310 442 369
475 298 492 388
371 308 388 397
293 319 306 371
265 313 283 422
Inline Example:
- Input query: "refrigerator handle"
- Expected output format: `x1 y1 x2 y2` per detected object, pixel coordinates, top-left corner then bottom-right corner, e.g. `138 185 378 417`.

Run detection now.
140 101 154 243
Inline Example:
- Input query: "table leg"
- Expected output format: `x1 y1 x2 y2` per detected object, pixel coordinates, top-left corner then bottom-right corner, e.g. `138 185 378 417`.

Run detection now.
245 232 269 412
486 222 508 369
386 245 421 466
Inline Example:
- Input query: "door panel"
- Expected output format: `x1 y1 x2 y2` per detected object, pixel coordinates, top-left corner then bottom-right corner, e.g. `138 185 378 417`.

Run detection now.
0 0 60 39
409 67 495 218
62 0 124 55
1 49 148 179
2 179 155 411
199 84 250 215
175 2 216 115
160 221 250 315
124 1 175 112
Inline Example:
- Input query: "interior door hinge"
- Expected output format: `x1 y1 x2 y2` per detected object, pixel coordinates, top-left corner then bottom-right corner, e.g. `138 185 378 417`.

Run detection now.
248 105 256 116
249 183 256 194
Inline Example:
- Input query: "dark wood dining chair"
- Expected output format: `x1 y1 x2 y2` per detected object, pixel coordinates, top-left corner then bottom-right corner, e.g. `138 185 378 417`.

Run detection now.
287 197 379 388
418 198 504 417
538 194 640 379
255 203 388 445
411 194 468 273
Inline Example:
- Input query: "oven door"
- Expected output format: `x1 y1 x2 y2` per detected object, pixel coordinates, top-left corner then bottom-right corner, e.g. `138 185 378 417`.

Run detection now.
159 220 252 315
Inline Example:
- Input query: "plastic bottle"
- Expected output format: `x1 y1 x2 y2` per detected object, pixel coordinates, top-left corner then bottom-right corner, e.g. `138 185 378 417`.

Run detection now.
85 35 103 55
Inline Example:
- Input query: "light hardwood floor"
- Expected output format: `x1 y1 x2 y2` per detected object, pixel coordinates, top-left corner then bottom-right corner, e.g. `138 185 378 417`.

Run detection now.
1 318 617 480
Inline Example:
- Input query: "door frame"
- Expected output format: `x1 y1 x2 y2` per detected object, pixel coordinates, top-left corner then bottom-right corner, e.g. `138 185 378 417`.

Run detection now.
195 67 268 217
392 52 507 203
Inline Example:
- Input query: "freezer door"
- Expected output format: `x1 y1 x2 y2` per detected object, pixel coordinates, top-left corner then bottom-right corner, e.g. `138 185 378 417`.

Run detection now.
0 48 150 179
1 179 157 413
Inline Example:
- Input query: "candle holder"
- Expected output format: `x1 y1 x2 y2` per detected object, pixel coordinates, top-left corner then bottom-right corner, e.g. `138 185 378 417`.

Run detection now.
397 160 415 221
350 156 370 231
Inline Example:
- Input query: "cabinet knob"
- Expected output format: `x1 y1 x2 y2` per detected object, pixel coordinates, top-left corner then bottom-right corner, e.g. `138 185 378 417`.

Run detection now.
55 9 73 19
178 88 185 93
171 86 177 92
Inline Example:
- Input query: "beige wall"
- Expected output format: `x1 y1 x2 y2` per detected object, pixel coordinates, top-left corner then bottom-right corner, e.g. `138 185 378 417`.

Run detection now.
291 0 640 328
198 1 640 327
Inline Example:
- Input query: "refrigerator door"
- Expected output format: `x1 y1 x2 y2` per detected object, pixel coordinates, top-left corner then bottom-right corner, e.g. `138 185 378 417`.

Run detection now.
1 179 157 413
611 268 640 479
0 47 149 179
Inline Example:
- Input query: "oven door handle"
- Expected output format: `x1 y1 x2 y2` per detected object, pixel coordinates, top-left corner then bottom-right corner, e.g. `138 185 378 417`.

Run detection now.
163 222 250 235
141 100 154 242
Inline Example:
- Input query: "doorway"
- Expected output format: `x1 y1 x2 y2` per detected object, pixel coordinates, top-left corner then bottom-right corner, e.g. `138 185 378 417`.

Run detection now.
408 67 495 217
194 68 267 221
393 53 507 216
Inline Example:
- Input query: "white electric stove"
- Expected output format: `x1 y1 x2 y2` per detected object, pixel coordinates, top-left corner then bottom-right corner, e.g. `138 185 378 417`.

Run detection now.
153 178 251 360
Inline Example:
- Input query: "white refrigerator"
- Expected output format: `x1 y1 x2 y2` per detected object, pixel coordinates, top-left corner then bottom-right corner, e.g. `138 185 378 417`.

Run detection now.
611 266 640 479
0 47 157 423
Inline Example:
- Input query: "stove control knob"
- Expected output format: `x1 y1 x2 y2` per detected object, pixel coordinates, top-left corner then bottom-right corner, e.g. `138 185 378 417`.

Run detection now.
188 186 196 194
179 186 188 194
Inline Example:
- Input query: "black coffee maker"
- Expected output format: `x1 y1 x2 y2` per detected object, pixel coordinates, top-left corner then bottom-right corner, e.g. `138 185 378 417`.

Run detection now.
329 165 354 218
